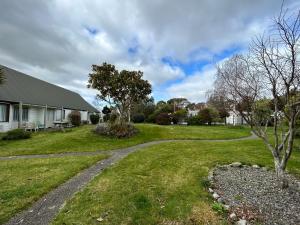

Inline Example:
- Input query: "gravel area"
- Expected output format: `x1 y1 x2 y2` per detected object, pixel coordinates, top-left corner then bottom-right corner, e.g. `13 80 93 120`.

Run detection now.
212 165 300 225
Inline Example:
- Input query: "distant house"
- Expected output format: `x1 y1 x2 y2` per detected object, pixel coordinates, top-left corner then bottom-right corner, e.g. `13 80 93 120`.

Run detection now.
177 99 191 109
0 66 98 132
226 110 247 125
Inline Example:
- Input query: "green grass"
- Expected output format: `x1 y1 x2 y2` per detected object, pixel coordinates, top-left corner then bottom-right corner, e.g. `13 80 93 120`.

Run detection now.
0 124 251 156
52 139 300 225
0 154 107 224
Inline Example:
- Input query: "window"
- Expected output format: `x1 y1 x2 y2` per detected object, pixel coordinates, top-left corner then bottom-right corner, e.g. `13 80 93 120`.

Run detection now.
0 104 9 122
56 110 61 121
22 108 29 121
13 105 19 121
47 110 54 121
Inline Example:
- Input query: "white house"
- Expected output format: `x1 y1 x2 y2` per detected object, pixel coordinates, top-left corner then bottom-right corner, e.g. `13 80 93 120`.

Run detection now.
226 110 247 125
0 65 99 132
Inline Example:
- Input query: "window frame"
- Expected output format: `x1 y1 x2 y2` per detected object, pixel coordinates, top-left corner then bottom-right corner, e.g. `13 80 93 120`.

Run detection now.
0 103 10 122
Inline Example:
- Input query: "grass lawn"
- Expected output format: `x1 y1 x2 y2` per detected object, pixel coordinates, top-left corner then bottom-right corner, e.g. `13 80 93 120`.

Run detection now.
0 124 251 156
52 139 300 225
0 155 107 224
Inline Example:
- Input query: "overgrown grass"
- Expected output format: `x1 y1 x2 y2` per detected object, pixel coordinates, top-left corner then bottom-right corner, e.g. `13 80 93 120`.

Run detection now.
0 124 251 156
52 139 300 225
0 155 107 224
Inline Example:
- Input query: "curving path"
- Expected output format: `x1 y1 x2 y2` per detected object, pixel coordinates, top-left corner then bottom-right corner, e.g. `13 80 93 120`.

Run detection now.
4 133 257 225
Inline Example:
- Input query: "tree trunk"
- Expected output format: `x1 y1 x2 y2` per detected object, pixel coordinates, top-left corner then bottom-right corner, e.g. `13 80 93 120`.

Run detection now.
275 162 289 189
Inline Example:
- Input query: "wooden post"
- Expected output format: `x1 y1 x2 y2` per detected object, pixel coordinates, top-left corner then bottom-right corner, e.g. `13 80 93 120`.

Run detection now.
18 102 23 128
44 105 47 129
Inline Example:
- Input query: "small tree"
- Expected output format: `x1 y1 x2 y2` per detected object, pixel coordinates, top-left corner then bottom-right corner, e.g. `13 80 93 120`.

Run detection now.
198 107 219 125
90 114 100 124
88 63 152 123
215 8 300 187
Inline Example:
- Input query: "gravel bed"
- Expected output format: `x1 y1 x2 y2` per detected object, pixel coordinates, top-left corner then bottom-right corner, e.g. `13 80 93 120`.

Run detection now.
212 165 300 225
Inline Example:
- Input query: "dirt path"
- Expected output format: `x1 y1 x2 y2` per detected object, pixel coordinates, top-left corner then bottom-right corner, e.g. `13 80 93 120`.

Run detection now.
4 133 257 225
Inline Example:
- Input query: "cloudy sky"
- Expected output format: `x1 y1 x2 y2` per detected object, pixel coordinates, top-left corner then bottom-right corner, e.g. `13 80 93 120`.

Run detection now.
0 0 299 106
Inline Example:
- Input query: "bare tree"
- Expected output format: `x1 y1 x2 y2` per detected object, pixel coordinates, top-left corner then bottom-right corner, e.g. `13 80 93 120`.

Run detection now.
216 8 300 187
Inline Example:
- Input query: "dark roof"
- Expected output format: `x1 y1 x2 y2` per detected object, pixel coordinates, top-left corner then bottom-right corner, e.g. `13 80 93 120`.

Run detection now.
0 65 98 112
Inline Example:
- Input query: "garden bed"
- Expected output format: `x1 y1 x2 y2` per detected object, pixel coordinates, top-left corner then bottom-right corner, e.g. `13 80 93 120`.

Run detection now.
208 163 300 225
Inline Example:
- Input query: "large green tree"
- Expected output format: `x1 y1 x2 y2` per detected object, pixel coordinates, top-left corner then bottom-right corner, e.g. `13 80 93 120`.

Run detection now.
88 63 152 123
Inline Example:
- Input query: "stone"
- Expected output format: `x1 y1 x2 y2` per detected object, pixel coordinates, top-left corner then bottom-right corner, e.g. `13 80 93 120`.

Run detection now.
212 193 220 199
230 162 242 167
217 197 224 203
236 219 247 225
252 165 260 169
208 188 214 193
97 217 104 222
224 205 230 210
229 213 237 219
262 167 268 171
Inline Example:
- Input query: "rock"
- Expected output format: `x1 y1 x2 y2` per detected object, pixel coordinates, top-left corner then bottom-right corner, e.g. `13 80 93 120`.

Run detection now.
262 167 268 171
97 217 104 222
252 165 260 169
236 219 247 225
212 193 220 199
224 205 230 210
208 188 214 193
217 197 224 203
229 213 237 219
230 162 242 167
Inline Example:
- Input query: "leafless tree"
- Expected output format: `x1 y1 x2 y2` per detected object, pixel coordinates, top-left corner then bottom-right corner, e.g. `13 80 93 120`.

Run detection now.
216 8 300 187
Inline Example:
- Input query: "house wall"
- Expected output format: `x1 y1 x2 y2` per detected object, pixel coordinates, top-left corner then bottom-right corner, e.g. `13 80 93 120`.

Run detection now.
226 111 247 125
0 104 93 132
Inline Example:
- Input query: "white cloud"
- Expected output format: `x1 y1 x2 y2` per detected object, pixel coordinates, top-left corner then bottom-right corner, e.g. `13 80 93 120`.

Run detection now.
0 0 299 105
166 66 216 102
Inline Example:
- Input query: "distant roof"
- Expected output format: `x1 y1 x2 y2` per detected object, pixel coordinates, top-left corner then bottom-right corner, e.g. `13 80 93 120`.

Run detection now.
0 65 98 112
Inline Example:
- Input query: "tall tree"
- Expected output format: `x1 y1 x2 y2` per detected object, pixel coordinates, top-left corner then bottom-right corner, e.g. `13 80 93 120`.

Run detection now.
88 63 152 123
216 8 300 187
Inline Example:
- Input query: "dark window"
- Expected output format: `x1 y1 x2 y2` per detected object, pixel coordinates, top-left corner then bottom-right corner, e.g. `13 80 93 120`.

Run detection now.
13 106 19 121
0 104 9 122
22 108 29 121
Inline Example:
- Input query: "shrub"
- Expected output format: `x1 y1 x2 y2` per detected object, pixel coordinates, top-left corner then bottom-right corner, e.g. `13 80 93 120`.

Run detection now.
132 113 145 123
68 110 81 126
187 116 203 125
109 113 118 123
156 113 171 125
94 122 138 138
199 107 219 125
103 114 110 122
2 129 31 140
90 114 100 124
145 113 156 123
211 203 228 215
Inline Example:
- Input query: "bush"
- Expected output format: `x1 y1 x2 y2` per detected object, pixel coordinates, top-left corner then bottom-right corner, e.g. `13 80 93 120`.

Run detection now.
187 116 203 125
103 114 110 122
109 113 118 123
68 110 81 126
156 113 171 125
2 129 31 140
90 114 100 124
94 122 138 138
132 113 145 123
145 113 156 123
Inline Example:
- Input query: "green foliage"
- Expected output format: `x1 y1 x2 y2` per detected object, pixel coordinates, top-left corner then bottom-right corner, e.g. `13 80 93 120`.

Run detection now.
172 109 187 124
88 63 152 122
109 113 118 123
155 113 171 125
68 110 81 126
198 107 219 125
89 114 100 124
132 113 145 123
187 115 203 125
211 203 228 215
2 129 31 140
253 99 273 125
200 178 211 189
